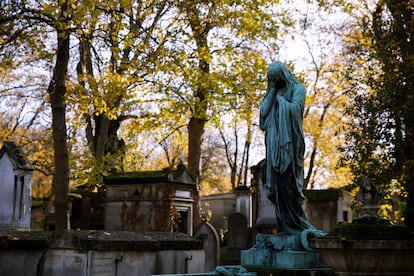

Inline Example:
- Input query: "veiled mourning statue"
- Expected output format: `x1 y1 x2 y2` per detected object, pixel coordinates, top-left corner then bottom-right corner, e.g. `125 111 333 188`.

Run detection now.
259 61 315 235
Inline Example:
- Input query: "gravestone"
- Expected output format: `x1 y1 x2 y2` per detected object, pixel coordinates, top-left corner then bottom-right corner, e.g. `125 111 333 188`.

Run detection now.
251 160 277 234
227 212 248 249
221 212 249 265
195 222 220 272
0 141 33 230
235 186 252 227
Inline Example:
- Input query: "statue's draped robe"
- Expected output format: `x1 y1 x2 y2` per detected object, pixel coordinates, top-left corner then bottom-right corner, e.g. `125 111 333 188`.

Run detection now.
259 68 314 234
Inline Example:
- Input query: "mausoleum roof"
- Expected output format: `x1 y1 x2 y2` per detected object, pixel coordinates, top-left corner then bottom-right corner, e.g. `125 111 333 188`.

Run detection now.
0 141 33 171
104 163 195 185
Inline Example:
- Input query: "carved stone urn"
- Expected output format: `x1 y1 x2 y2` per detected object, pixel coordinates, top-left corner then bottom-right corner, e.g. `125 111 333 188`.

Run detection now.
309 177 414 275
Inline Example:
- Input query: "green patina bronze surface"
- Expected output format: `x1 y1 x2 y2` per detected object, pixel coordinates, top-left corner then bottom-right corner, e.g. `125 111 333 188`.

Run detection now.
259 61 314 235
240 62 329 273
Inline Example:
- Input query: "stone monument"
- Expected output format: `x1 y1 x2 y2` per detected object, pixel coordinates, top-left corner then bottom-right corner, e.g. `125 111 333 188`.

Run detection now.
241 62 327 272
355 176 382 218
195 221 220 272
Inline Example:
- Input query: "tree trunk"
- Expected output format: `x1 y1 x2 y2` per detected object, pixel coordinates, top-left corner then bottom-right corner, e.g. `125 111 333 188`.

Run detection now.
184 0 211 228
77 39 124 172
188 116 205 227
188 117 206 180
48 7 70 230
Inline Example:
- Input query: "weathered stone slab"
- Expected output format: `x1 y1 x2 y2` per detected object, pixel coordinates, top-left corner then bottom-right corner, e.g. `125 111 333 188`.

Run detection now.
89 256 115 276
43 250 87 276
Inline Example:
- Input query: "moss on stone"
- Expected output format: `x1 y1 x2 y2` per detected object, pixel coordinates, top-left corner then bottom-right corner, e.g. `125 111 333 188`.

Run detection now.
304 188 340 202
322 218 413 240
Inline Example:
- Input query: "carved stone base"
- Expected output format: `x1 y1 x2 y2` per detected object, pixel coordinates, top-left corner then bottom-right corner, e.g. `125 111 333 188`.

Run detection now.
241 234 329 271
241 248 328 270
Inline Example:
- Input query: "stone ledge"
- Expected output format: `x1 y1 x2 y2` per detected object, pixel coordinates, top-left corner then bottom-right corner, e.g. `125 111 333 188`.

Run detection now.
310 238 414 250
0 230 202 251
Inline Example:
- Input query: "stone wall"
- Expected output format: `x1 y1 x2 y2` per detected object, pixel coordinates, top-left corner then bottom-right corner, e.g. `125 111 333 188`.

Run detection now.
303 189 353 231
200 193 236 235
0 231 204 276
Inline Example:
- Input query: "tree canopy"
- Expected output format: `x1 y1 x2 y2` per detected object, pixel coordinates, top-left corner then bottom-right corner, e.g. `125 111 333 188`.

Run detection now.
2 0 412 229
340 0 414 228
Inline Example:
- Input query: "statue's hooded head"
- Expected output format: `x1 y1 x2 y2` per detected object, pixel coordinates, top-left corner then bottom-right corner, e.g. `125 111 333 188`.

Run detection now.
267 61 299 90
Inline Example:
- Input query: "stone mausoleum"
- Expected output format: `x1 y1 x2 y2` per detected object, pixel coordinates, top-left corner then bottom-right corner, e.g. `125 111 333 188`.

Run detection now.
0 141 33 231
103 163 197 235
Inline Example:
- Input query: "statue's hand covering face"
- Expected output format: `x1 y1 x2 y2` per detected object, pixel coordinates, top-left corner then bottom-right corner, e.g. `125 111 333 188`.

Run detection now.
267 63 286 89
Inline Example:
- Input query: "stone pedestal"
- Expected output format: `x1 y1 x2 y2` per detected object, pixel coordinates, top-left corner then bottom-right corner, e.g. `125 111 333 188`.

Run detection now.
241 234 329 273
